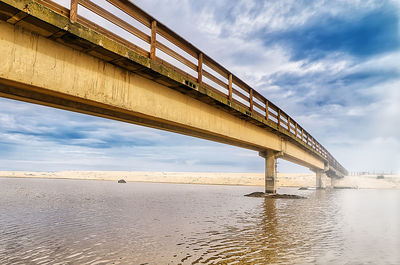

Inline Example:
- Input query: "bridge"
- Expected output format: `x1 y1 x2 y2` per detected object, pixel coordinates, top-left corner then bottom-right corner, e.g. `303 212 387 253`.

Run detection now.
0 0 347 193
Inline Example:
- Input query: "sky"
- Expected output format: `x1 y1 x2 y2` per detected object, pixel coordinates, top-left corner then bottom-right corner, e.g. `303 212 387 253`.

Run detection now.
1 0 399 174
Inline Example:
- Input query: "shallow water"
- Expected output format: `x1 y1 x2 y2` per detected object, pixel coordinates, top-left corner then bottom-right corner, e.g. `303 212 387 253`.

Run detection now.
0 178 399 264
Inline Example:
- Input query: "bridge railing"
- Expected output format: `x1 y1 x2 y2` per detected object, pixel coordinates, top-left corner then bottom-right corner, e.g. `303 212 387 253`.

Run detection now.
36 0 347 175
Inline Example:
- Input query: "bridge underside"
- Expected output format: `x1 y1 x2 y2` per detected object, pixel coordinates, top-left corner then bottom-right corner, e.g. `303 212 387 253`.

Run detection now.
0 17 325 168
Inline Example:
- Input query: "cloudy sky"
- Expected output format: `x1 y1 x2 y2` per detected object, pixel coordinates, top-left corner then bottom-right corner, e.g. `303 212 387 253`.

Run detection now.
1 0 399 173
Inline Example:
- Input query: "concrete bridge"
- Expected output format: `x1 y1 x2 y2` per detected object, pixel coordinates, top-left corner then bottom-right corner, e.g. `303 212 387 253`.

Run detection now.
0 0 347 192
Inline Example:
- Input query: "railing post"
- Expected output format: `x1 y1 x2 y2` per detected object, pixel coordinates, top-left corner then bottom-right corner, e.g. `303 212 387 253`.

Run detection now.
287 117 291 132
228 74 233 102
70 0 78 23
150 20 157 60
265 100 269 120
198 53 203 84
277 109 281 127
301 128 304 143
295 123 298 138
249 89 253 112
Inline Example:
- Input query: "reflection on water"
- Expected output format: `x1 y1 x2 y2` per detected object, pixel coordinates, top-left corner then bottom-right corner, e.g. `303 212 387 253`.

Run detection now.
0 178 399 264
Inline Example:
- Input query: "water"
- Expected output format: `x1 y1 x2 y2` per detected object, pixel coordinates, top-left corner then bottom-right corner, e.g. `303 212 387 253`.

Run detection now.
0 178 399 265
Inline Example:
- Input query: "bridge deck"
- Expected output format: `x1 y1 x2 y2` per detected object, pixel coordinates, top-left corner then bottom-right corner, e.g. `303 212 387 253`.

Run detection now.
0 0 347 176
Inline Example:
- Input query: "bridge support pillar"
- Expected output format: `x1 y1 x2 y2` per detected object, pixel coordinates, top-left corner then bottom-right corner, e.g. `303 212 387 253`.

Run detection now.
331 177 338 187
259 150 278 194
315 170 330 189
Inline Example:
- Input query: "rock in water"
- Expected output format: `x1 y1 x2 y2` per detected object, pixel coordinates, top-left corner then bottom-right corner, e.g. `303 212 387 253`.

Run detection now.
118 179 126 183
244 192 305 199
244 192 266 197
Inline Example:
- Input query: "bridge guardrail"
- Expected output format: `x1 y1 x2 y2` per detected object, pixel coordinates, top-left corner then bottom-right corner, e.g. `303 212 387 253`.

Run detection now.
34 0 347 175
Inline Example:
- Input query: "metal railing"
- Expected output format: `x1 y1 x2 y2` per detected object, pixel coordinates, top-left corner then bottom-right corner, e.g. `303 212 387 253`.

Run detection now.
36 0 347 174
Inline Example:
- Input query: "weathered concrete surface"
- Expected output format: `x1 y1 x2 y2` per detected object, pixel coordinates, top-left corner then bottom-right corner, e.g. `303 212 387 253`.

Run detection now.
0 19 326 171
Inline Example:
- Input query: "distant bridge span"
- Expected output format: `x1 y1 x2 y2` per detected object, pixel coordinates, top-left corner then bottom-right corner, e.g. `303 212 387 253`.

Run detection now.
0 0 347 192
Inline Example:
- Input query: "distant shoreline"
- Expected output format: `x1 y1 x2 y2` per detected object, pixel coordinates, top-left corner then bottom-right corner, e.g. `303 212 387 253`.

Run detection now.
0 176 265 187
0 171 314 187
1 171 400 189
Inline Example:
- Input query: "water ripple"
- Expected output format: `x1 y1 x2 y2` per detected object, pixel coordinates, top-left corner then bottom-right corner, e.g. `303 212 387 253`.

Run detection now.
1 178 399 264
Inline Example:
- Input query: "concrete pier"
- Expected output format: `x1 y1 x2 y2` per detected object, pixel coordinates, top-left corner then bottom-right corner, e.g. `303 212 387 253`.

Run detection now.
260 151 278 193
315 170 331 189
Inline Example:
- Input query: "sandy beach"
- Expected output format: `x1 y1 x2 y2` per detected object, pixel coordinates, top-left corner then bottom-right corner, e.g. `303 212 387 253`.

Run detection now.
1 171 399 189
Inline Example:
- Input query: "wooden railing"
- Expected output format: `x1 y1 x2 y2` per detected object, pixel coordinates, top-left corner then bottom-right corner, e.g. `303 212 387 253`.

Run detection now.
37 0 346 175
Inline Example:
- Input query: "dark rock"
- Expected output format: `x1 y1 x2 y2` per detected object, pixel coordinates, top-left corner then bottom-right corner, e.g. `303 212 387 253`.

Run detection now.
244 192 306 199
244 192 265 197
299 187 309 190
118 179 127 183
376 175 384 179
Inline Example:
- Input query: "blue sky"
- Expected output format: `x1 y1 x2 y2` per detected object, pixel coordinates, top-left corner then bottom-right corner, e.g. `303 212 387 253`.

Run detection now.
1 0 399 173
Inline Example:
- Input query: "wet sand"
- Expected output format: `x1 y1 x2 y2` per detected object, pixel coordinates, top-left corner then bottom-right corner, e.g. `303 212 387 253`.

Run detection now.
1 171 399 189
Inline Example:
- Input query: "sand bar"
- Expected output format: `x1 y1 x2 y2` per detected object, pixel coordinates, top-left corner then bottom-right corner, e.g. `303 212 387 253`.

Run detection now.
1 171 399 189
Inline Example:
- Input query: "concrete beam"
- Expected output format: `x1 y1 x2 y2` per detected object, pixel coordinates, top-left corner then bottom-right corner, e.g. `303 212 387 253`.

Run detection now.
326 165 346 179
0 18 327 173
